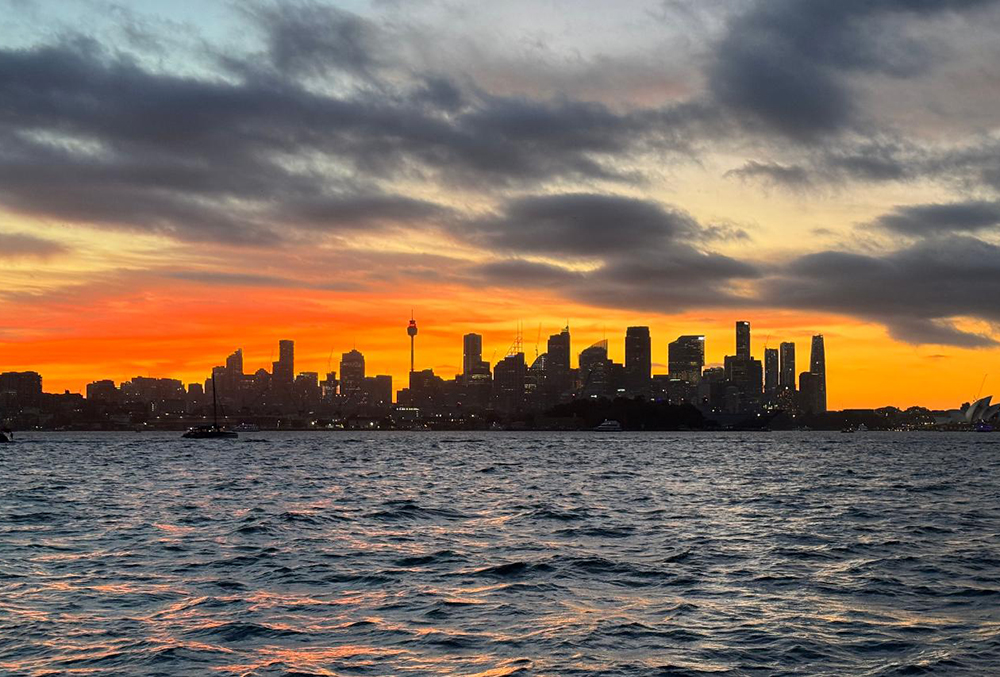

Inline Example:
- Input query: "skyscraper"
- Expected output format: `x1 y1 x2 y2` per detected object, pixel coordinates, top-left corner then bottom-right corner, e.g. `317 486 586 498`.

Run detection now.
624 326 651 396
273 340 294 384
800 371 821 414
463 333 483 378
810 334 827 413
736 321 751 359
545 327 571 395
340 349 365 399
764 347 778 396
779 342 796 389
226 349 243 375
579 340 611 397
668 335 705 384
494 352 526 413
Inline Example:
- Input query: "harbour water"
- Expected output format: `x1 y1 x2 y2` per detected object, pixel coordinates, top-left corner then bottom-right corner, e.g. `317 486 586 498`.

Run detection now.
2 432 999 675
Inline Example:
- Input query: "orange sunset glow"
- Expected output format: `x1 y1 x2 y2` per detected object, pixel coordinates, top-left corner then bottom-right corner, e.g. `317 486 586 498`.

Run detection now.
2 0 1000 417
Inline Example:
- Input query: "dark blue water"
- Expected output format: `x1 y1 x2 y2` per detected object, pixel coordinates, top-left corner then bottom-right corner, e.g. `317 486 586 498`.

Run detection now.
2 432 999 675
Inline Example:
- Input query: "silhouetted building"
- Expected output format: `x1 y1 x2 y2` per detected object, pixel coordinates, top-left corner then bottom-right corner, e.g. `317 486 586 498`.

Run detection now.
272 340 294 385
736 321 751 359
668 335 705 384
724 355 763 401
545 327 571 398
779 342 796 389
121 376 185 413
800 371 823 415
463 333 483 379
340 349 365 400
321 372 338 402
461 333 492 408
809 334 827 413
624 326 651 396
226 349 243 375
579 340 612 398
494 352 527 414
0 371 42 408
363 375 392 407
723 322 761 410
86 379 118 403
764 348 779 397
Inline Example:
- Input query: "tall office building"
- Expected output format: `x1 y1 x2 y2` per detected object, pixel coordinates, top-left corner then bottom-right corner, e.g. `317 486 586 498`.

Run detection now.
545 327 571 395
494 352 527 413
579 340 611 397
339 349 365 399
272 340 294 384
736 321 751 359
764 348 779 396
463 333 483 378
668 335 705 384
226 349 243 375
624 326 651 396
800 371 821 414
779 342 796 389
809 334 827 413
724 354 763 397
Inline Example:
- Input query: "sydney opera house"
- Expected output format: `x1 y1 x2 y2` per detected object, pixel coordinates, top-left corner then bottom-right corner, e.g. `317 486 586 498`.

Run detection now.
935 396 1000 426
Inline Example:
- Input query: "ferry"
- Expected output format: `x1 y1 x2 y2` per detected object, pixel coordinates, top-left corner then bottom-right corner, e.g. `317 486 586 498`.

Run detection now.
594 419 623 432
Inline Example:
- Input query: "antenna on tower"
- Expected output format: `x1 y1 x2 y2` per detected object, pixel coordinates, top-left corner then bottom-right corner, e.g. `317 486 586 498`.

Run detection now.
535 324 541 359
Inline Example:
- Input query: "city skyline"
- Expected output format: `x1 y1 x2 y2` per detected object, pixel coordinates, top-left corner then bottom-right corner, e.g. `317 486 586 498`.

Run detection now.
3 1 1000 410
1 313 992 411
3 315 847 431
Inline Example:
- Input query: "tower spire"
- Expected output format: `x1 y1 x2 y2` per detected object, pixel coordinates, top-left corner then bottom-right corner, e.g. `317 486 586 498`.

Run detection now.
407 312 418 373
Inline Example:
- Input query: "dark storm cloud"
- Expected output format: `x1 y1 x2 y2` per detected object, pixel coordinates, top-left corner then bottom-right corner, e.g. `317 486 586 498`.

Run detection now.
468 192 760 313
762 236 1000 347
0 232 67 259
874 201 1000 236
0 16 699 244
467 193 702 257
709 0 999 140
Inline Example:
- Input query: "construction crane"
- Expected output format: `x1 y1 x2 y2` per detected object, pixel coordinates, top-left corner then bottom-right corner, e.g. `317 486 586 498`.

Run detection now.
975 373 989 401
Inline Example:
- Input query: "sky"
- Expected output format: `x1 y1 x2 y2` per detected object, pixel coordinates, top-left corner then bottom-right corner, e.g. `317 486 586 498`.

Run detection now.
2 0 1000 409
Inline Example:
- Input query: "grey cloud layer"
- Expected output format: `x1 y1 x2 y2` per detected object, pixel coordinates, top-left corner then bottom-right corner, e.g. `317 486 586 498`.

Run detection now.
2 0 1000 347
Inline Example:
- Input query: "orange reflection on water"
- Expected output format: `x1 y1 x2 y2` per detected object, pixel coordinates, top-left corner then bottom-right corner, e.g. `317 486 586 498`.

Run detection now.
212 645 406 675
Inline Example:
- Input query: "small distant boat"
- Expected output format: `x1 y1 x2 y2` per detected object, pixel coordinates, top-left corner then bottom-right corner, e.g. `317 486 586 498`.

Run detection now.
183 424 238 439
233 422 260 432
594 419 623 432
976 422 994 433
183 372 238 440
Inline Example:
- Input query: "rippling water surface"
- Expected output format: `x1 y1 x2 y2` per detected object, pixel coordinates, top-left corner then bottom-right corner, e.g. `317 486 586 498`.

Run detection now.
2 432 1000 675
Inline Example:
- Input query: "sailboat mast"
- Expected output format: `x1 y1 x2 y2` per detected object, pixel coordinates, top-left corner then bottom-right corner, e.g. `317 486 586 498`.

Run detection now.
212 371 219 427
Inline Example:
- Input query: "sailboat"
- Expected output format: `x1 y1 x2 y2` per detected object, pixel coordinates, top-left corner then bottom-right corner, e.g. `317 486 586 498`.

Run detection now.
183 372 238 439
